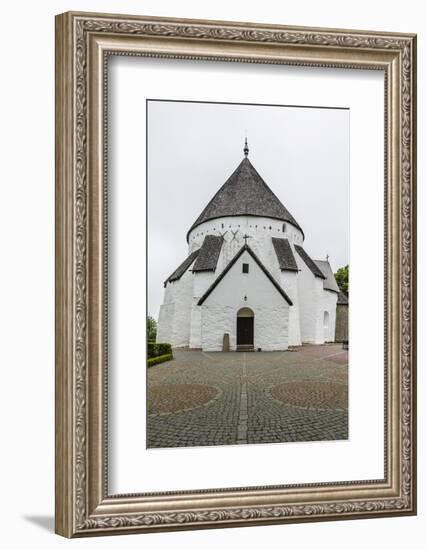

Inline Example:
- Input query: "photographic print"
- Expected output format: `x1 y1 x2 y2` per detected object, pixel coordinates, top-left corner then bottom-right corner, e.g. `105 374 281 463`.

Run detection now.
147 100 349 449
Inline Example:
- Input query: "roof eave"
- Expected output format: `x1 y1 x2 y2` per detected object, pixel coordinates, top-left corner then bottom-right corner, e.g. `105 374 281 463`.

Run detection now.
294 245 327 280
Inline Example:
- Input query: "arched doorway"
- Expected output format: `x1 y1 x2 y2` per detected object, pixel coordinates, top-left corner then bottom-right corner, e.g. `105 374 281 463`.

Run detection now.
323 311 330 340
236 307 254 349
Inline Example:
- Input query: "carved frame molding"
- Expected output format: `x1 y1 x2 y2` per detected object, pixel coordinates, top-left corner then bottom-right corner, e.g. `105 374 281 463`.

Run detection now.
55 11 416 537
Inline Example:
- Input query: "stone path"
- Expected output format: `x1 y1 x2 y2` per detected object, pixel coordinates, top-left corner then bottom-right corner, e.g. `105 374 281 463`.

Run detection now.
147 345 348 449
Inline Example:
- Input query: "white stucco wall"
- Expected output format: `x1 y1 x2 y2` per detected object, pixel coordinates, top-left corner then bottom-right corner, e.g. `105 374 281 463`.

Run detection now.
295 252 325 344
157 302 174 343
200 249 290 351
157 259 220 349
200 304 235 351
321 290 338 342
192 270 215 298
189 271 215 348
189 299 202 349
157 279 176 343
188 215 304 271
281 271 301 346
170 268 194 347
157 266 195 347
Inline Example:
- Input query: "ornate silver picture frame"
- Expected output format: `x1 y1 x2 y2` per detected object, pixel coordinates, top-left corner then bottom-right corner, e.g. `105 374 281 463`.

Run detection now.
55 11 416 537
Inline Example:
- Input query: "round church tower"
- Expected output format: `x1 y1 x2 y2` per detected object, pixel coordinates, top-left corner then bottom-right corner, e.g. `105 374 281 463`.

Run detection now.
186 139 304 277
158 139 338 351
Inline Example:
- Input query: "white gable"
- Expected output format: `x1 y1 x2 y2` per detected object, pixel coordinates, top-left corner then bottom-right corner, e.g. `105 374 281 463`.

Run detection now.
199 250 290 351
202 249 290 309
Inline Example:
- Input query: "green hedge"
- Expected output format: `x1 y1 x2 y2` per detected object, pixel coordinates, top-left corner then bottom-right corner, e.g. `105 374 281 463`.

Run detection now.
147 354 173 368
147 341 172 359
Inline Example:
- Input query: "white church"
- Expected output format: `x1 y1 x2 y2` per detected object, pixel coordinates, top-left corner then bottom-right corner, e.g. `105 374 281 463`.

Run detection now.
157 139 340 352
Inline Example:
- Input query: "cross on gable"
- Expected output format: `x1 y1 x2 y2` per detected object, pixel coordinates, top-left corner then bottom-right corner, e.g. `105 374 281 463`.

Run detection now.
243 234 251 246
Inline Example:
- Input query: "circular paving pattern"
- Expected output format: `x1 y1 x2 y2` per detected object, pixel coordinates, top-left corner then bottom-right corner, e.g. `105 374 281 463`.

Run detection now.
148 383 219 415
270 381 348 410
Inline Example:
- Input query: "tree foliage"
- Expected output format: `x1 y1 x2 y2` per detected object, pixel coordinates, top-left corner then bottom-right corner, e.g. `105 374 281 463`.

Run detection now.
334 265 349 295
147 316 157 342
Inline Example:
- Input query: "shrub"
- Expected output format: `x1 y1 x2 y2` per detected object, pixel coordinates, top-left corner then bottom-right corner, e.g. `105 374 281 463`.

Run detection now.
156 342 172 356
147 316 157 342
147 341 156 359
147 354 173 368
147 342 172 359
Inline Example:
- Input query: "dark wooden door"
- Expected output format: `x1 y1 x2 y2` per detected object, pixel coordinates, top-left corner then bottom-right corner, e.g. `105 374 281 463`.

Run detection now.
237 317 254 345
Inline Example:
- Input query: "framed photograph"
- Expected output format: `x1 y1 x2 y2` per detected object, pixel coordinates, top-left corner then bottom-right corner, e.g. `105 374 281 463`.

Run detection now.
55 11 417 537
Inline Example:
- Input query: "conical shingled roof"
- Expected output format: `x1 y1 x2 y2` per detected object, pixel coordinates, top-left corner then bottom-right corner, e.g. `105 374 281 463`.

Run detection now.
187 155 303 241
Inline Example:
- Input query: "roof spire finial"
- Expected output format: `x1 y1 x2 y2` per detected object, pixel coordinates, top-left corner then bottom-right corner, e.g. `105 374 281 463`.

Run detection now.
244 136 249 157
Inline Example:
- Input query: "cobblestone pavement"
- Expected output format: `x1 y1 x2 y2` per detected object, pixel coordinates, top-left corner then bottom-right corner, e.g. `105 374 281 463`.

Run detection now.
147 345 348 448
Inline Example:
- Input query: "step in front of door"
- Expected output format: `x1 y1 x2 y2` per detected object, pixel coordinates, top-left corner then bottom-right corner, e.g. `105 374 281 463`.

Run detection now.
236 345 255 352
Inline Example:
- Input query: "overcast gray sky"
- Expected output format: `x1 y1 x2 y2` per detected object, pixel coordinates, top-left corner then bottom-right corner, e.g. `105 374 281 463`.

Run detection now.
148 100 349 319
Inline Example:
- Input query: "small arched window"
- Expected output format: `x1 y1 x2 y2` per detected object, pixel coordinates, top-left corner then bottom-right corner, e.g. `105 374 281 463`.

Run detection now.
324 311 330 330
282 223 286 232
